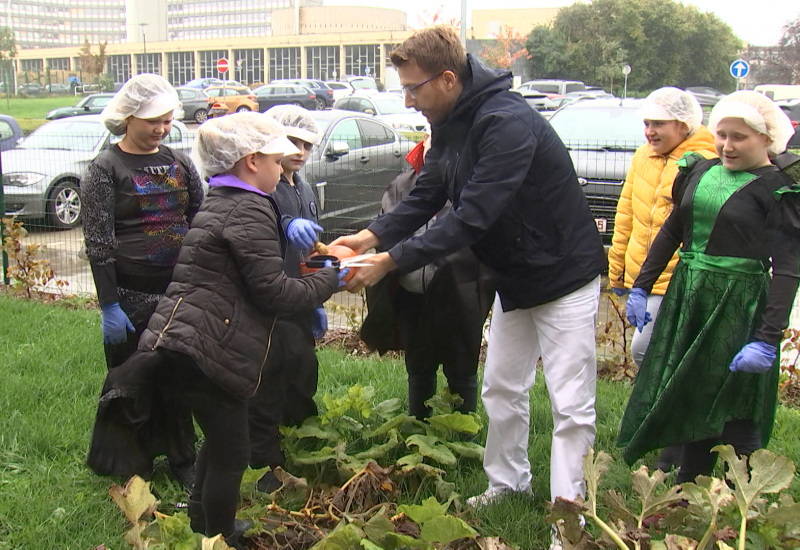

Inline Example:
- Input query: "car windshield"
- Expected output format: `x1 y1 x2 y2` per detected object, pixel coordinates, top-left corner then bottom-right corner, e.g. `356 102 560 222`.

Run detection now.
549 107 645 148
351 79 377 90
373 97 409 115
20 120 107 151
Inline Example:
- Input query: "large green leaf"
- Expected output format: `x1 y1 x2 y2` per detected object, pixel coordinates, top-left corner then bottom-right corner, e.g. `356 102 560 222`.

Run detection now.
713 445 796 515
419 515 477 544
398 497 449 524
444 441 485 460
382 532 432 550
310 522 366 550
293 446 340 465
630 465 684 521
763 494 800 527
427 412 482 435
363 510 395 546
680 476 734 526
405 435 457 466
373 398 403 419
355 429 401 460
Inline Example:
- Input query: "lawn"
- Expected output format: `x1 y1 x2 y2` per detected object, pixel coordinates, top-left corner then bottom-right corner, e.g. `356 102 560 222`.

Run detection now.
0 95 81 133
0 294 799 549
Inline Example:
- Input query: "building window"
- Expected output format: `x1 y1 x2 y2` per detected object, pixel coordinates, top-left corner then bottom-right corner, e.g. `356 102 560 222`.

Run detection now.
345 44 380 79
21 59 44 72
306 45 339 81
106 54 131 84
232 48 264 86
136 53 161 76
268 47 299 81
198 49 228 79
47 58 70 71
167 51 195 86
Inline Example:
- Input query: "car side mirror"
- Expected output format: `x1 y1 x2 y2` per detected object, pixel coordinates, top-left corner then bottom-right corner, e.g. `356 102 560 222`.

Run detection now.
84 105 91 110
326 141 350 158
364 109 375 115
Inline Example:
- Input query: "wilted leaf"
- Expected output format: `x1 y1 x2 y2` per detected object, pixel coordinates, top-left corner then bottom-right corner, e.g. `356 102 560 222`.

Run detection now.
546 496 589 526
715 541 735 550
631 465 684 520
602 490 636 526
445 441 485 460
680 476 733 525
109 475 159 525
713 445 796 517
583 449 612 516
419 515 477 544
661 534 699 549
398 497 449 524
405 435 457 466
201 534 234 550
475 537 517 550
427 412 482 435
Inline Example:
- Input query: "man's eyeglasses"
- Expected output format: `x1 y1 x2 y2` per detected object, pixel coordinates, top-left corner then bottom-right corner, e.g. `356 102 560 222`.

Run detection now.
402 72 444 99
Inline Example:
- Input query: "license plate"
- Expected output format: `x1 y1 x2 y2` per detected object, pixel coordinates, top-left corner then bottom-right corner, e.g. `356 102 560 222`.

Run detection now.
595 218 607 233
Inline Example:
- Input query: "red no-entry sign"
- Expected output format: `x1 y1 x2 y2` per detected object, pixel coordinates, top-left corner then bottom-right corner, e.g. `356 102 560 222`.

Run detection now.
217 58 229 74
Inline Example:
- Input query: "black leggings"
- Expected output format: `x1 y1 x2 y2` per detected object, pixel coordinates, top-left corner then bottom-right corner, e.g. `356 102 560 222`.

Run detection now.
164 351 249 538
675 419 762 484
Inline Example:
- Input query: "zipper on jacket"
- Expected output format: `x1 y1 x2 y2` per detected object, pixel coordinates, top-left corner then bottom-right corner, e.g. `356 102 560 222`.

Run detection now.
151 296 183 350
250 316 277 398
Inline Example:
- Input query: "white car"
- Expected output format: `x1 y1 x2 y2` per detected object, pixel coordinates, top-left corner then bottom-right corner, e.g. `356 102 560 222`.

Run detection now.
326 81 354 101
333 92 428 134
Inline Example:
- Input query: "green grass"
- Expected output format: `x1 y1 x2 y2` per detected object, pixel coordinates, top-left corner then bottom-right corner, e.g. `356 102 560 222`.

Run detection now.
0 96 81 133
1 294 799 549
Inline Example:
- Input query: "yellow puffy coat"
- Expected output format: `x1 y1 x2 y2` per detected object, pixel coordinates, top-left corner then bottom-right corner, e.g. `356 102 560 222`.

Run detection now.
608 126 717 295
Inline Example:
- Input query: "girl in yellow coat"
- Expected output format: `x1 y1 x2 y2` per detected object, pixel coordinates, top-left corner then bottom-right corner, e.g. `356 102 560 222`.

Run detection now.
609 87 717 364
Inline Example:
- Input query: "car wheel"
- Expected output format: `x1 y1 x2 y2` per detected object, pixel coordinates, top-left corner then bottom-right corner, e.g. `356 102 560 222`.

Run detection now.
236 105 251 112
314 97 326 110
194 109 209 123
47 181 82 229
292 101 304 107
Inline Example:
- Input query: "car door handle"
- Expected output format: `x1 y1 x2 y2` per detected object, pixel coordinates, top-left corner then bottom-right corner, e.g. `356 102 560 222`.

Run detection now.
359 156 370 164
393 150 401 158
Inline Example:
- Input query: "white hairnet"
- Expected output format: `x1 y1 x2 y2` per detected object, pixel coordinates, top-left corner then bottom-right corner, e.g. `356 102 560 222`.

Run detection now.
100 73 180 136
638 87 704 134
265 104 322 145
708 90 795 156
191 111 301 179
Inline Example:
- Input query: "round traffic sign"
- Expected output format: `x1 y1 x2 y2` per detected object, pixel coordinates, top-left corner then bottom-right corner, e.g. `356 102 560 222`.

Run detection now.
217 57 229 74
730 59 750 79
622 64 631 76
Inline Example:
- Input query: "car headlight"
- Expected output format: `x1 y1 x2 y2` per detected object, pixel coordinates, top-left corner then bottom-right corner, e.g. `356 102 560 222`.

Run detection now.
391 122 414 131
2 172 47 187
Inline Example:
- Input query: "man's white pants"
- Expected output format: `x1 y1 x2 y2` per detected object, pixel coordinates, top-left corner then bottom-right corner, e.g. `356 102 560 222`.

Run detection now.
481 276 600 502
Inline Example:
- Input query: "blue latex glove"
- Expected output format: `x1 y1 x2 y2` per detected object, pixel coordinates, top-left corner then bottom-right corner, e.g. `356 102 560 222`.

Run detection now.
323 259 350 289
286 218 323 250
311 307 328 339
611 287 628 297
625 288 652 332
101 302 135 345
729 341 777 373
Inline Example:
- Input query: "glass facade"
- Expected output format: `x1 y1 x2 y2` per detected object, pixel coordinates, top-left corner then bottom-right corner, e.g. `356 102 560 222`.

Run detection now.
269 47 300 81
233 48 265 85
306 45 339 81
47 58 71 71
345 44 381 79
106 54 132 83
199 50 229 79
136 53 162 75
167 51 195 86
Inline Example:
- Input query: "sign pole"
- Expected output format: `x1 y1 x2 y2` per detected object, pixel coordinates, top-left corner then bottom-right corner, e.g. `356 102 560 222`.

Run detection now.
622 64 631 99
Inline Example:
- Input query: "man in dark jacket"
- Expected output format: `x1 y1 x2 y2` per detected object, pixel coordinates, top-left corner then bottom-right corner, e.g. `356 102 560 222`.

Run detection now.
331 26 606 531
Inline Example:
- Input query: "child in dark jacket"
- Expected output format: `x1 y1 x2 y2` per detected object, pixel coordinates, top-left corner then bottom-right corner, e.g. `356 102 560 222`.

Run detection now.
97 112 347 548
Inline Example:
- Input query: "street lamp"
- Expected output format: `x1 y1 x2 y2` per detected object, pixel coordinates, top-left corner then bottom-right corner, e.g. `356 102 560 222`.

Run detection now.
139 23 148 57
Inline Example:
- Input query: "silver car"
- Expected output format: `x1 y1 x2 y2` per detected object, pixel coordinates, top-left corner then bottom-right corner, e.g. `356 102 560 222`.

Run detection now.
301 110 415 239
547 98 647 244
2 115 193 229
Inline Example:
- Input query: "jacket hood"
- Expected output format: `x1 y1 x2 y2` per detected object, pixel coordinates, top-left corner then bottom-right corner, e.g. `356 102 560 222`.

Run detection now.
433 54 512 135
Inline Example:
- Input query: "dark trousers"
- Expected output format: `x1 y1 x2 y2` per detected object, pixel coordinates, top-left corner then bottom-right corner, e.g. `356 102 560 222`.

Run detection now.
248 314 318 469
395 288 480 417
162 350 249 539
675 419 762 484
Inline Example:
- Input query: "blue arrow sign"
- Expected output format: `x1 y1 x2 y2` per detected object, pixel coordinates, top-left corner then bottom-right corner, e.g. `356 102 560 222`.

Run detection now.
730 59 750 79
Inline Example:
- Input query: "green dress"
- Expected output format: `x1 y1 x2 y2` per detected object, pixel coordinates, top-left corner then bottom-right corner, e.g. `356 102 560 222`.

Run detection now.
618 158 800 465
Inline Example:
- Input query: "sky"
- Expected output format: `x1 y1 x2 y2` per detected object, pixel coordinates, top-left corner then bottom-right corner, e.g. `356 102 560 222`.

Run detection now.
325 0 798 47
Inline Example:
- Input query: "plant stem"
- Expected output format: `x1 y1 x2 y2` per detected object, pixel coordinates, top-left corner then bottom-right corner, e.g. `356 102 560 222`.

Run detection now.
738 514 747 550
590 514 630 550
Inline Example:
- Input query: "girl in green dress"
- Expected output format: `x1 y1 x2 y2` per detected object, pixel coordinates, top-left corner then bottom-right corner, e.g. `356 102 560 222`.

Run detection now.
618 91 799 483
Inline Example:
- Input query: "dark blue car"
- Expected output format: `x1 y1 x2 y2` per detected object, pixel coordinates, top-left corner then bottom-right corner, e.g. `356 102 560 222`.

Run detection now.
0 114 24 152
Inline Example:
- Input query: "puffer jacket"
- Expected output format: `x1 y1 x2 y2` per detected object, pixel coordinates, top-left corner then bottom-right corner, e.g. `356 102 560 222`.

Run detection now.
607 127 716 294
138 183 339 401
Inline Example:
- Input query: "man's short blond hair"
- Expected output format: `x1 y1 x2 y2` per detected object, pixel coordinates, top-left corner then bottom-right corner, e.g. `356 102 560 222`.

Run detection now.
390 25 469 82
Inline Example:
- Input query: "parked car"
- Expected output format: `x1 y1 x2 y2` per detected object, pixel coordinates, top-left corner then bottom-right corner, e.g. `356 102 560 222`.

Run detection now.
253 83 317 111
300 110 415 238
45 93 115 120
182 77 243 89
1 114 193 229
512 89 559 112
176 86 211 123
203 85 258 115
16 82 46 96
333 92 428 134
326 81 354 101
686 86 726 107
345 76 379 92
272 78 335 109
547 98 647 245
46 83 72 94
0 114 24 152
517 79 586 98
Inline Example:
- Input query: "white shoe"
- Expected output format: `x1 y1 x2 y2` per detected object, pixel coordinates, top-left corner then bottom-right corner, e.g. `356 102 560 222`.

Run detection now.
466 486 532 507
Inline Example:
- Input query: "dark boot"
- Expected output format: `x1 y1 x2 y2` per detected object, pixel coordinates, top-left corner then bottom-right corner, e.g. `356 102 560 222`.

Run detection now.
187 499 205 534
256 470 282 494
169 461 196 492
655 445 683 472
408 375 437 419
447 376 478 414
224 519 254 550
